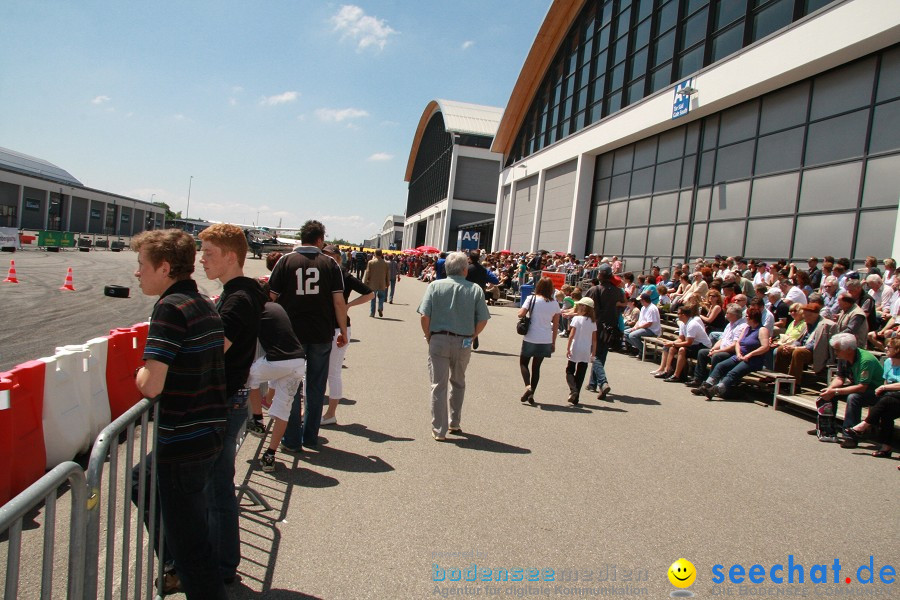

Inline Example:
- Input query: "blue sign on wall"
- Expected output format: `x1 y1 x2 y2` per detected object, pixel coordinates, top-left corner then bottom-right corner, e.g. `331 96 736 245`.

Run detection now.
672 78 693 120
457 230 480 251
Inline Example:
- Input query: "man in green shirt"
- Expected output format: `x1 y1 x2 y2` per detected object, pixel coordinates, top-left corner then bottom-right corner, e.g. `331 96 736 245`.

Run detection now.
418 252 490 441
813 332 883 445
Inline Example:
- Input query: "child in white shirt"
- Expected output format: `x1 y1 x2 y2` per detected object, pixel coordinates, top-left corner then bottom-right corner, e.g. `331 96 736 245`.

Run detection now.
566 297 598 406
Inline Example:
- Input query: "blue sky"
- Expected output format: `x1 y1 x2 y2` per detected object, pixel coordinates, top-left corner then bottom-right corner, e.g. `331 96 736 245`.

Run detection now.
0 1 549 242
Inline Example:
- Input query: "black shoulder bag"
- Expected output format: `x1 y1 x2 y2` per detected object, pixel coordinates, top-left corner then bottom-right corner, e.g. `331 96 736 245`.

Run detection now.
516 296 535 335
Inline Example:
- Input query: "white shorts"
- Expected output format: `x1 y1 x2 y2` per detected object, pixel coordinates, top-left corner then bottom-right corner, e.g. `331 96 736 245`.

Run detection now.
247 356 305 422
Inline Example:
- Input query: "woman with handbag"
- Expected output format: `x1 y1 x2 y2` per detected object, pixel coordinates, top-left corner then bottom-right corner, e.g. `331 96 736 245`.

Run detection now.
517 277 560 405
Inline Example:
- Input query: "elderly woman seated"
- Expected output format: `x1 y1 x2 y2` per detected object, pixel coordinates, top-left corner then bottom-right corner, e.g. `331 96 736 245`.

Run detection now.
773 303 836 382
696 306 770 400
650 303 711 383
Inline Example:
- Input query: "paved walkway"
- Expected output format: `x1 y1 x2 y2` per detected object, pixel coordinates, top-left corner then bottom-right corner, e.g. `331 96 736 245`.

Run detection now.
228 276 899 599
1 252 896 598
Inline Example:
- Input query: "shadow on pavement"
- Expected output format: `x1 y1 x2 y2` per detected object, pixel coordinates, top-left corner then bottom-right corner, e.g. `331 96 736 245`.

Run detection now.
301 446 395 473
581 404 628 413
538 402 591 414
338 397 357 405
338 423 415 443
230 582 325 599
610 394 661 406
473 350 517 357
373 317 403 322
448 432 531 454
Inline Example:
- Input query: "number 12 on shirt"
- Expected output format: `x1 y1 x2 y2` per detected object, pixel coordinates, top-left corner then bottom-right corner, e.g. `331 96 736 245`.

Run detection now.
295 268 320 295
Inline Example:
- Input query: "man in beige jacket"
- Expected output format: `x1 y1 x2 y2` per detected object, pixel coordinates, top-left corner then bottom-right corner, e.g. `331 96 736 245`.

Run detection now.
364 249 391 317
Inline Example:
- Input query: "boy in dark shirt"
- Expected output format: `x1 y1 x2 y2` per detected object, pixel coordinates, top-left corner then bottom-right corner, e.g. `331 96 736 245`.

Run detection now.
133 229 228 599
198 223 266 584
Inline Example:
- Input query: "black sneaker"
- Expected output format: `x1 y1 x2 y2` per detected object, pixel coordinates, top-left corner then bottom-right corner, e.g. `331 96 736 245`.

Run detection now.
685 379 703 388
261 452 276 473
247 420 267 437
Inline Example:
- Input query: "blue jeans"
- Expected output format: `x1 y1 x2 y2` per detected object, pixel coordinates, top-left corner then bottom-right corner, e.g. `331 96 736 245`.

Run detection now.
370 289 387 314
284 342 331 447
389 278 396 301
206 390 246 580
843 390 878 429
588 345 610 388
625 328 655 355
157 454 228 599
707 356 756 391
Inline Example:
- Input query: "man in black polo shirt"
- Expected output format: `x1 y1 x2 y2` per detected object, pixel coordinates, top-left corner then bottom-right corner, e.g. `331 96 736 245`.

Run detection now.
268 220 348 451
133 229 228 599
198 223 266 584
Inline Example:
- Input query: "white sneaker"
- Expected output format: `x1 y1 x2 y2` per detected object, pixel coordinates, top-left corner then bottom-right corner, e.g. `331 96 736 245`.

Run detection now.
320 416 337 426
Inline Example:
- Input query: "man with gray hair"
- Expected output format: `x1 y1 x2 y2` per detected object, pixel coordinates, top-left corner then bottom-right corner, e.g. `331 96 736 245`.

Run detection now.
835 290 869 349
811 332 883 443
688 303 746 389
820 275 840 318
418 252 490 441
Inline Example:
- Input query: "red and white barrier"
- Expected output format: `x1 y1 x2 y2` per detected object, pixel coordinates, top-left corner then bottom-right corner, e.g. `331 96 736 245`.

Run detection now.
0 321 150 505
0 360 48 504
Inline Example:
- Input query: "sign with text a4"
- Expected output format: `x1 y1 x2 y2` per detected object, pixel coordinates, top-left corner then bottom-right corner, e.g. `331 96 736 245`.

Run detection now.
672 78 693 120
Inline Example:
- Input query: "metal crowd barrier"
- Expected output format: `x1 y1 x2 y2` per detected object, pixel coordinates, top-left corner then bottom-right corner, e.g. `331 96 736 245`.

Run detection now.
84 397 163 600
1 391 267 599
0 462 87 599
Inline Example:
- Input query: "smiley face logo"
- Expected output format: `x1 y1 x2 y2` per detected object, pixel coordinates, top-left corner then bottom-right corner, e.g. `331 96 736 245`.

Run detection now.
668 558 696 588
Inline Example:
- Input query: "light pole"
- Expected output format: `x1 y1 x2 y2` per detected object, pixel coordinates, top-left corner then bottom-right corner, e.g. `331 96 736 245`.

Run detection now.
150 193 156 203
186 176 193 219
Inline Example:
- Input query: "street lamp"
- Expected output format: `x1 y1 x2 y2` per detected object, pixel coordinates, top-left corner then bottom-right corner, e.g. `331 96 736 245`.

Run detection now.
150 193 156 203
186 176 193 219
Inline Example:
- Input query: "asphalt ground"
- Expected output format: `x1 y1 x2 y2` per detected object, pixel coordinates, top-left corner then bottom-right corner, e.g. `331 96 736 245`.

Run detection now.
1 248 898 599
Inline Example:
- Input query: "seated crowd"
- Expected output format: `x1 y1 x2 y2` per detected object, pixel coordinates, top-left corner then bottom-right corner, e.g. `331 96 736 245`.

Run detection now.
462 250 899 459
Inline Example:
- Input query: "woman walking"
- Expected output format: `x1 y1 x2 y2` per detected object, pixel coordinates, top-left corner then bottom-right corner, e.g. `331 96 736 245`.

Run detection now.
320 245 374 426
518 277 560 405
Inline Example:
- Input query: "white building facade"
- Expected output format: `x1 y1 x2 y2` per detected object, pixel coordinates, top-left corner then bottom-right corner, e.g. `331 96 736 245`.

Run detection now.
492 0 900 270
402 100 504 252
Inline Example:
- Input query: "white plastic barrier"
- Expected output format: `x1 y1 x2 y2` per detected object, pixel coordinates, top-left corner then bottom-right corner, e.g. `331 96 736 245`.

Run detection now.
40 347 93 468
57 337 112 443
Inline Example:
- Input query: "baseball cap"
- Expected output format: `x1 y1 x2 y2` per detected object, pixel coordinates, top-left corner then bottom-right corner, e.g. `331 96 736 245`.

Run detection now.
597 263 612 276
801 303 822 312
576 297 595 309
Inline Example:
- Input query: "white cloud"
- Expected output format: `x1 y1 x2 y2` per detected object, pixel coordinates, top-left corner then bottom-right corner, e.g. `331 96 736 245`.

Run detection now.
331 4 398 52
315 107 369 123
91 95 111 105
461 40 475 50
260 91 300 106
173 114 188 121
229 98 238 106
367 152 393 161
231 86 244 94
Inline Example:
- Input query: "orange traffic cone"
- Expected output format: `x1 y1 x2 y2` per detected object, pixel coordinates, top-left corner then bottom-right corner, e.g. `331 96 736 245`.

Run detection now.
60 267 75 291
3 260 18 283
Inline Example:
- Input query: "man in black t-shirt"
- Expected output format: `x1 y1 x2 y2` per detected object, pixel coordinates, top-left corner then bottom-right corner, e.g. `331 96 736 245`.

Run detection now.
198 223 266 584
585 264 624 399
268 220 348 450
